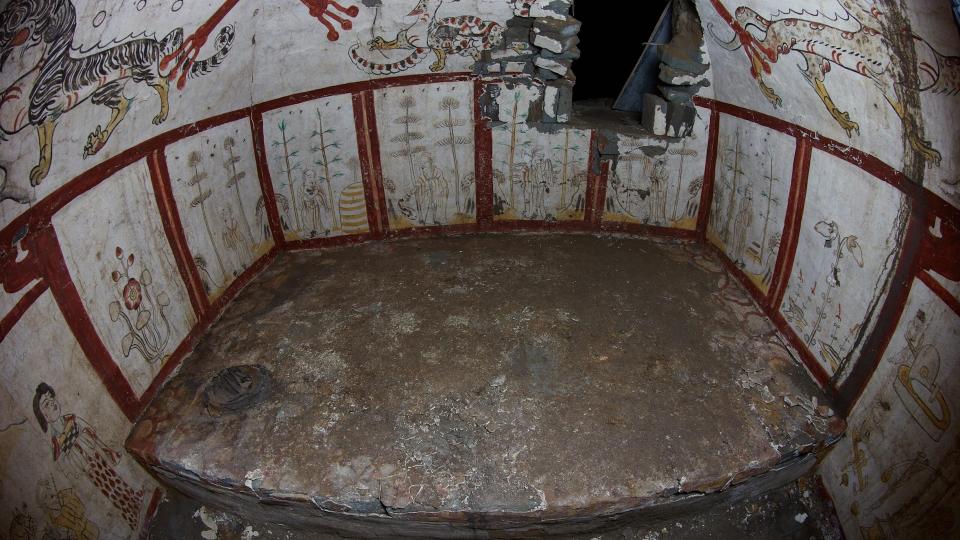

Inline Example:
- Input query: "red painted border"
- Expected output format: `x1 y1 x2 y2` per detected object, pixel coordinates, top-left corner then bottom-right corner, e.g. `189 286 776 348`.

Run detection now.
837 205 926 415
253 72 473 115
696 108 721 241
693 97 923 200
138 487 165 540
474 79 495 227
583 129 610 226
0 108 250 251
918 271 960 318
352 92 385 238
2 78 956 426
250 111 287 247
34 228 141 421
362 90 391 234
769 137 812 312
0 280 48 343
148 150 209 318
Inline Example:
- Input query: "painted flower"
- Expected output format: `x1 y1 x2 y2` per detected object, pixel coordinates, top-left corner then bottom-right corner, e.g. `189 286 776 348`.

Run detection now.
115 246 123 259
123 278 142 310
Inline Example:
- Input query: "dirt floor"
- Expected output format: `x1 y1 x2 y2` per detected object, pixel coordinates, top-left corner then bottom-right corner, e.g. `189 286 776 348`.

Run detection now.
129 234 843 536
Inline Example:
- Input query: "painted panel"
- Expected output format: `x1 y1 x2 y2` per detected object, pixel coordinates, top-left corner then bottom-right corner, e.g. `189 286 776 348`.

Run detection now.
0 0 254 231
820 278 960 538
707 115 793 294
491 86 590 222
375 82 477 229
166 120 274 299
696 0 959 186
780 150 907 383
0 291 158 538
262 94 369 241
52 159 196 396
603 107 711 231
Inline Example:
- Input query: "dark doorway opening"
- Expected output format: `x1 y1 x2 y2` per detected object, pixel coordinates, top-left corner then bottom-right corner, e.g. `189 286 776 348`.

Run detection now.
571 2 672 101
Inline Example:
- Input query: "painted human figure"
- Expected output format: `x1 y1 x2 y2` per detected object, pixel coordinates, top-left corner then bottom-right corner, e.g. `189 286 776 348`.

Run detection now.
648 159 669 225
220 206 250 273
416 156 447 225
300 169 331 236
33 383 143 531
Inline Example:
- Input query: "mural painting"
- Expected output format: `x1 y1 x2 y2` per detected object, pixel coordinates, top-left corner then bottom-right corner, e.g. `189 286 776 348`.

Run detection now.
603 109 710 231
167 121 273 299
349 0 504 75
375 82 476 229
780 150 907 383
819 278 959 538
1 292 158 538
705 0 959 169
0 0 237 220
707 117 792 293
52 159 196 396
491 87 589 221
263 94 369 241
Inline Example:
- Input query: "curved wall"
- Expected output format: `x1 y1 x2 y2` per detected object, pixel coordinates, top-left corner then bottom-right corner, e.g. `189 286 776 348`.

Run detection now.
0 0 957 537
695 1 960 537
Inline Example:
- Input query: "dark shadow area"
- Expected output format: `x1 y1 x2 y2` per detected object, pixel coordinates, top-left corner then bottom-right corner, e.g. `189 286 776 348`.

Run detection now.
571 2 671 101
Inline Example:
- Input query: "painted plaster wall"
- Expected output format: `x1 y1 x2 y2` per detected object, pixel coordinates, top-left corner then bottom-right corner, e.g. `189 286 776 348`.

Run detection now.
695 1 960 537
1 291 160 538
602 109 709 232
0 2 579 536
0 0 956 536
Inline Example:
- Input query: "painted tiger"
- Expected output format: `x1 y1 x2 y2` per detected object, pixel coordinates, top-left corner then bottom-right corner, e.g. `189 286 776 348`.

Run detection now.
0 0 235 188
350 0 503 75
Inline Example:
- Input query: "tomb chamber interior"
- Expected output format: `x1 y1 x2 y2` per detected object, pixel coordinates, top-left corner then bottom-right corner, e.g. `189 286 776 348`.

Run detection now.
0 0 958 538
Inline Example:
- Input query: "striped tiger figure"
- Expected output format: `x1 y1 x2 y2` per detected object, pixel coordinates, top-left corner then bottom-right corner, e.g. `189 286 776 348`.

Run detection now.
0 0 235 187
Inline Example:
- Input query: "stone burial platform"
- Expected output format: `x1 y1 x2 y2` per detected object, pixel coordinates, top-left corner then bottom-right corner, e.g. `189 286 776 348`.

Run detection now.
128 234 843 538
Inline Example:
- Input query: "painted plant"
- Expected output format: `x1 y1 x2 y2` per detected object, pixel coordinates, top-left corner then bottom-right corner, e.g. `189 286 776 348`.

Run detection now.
605 140 702 229
708 120 791 293
493 123 589 222
377 84 476 229
264 95 369 239
107 246 171 365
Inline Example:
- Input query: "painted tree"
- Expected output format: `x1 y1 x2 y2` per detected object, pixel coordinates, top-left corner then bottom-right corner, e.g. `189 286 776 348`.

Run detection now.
391 95 427 218
493 90 527 211
437 97 471 215
310 109 343 231
719 129 745 245
223 136 256 246
188 150 227 283
271 119 303 231
551 129 584 212
755 156 783 265
669 141 699 222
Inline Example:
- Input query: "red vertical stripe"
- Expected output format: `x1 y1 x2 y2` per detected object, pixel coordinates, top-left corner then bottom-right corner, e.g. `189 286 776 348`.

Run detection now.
352 92 385 238
34 227 141 421
250 111 287 247
474 79 494 227
769 136 812 312
696 108 721 241
362 90 390 234
148 150 209 318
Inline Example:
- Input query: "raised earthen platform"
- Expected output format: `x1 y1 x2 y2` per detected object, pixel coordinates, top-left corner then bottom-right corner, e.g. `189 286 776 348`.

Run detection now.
128 235 843 537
